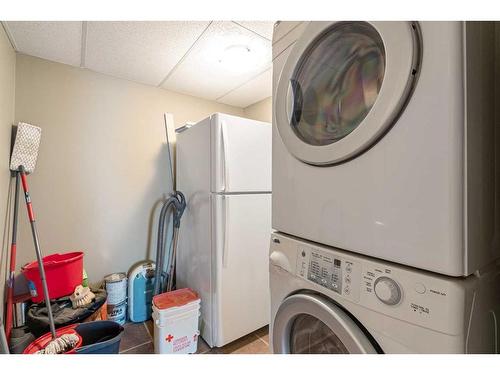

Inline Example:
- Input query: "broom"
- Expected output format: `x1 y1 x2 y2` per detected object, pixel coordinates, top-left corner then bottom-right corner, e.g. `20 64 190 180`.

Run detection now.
8 122 79 354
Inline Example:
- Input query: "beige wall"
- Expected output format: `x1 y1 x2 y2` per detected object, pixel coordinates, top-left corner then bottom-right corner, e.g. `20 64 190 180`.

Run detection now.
0 26 16 317
243 97 272 123
14 54 245 282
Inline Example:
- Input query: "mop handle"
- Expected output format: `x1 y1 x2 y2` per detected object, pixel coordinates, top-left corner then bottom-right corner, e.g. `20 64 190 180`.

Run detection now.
20 171 34 221
5 172 20 342
19 169 57 340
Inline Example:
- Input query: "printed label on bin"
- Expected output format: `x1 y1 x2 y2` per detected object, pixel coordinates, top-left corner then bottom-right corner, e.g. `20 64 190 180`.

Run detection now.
170 335 191 353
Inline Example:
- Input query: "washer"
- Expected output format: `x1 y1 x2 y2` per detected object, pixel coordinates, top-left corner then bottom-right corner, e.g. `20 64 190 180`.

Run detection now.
269 232 500 353
272 21 500 276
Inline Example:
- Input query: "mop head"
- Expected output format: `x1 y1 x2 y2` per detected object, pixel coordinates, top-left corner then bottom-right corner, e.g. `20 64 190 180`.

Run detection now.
10 122 42 174
70 285 96 309
35 334 80 354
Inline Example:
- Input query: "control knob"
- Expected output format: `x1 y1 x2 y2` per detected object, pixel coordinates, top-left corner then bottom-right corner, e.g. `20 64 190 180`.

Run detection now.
374 276 402 305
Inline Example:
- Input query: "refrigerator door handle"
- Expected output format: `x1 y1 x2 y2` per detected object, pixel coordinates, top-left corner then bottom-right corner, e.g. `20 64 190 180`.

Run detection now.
221 195 229 268
220 121 229 192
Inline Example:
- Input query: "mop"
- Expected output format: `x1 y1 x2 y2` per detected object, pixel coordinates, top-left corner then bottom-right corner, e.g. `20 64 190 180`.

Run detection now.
8 122 79 354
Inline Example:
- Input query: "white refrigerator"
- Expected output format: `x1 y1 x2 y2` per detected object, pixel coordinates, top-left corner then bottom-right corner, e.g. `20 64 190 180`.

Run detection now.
176 113 272 348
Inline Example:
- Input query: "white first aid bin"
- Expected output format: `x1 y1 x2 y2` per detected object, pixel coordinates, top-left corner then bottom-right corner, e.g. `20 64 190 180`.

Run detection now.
152 288 201 354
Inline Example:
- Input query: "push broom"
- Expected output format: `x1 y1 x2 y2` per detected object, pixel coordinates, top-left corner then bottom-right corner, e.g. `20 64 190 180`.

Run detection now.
6 122 80 354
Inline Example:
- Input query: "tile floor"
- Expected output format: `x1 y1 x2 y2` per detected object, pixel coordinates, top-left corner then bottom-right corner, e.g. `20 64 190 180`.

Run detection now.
119 321 270 354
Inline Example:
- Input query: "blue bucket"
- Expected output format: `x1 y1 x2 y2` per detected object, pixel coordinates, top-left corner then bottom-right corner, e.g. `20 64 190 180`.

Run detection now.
74 321 124 354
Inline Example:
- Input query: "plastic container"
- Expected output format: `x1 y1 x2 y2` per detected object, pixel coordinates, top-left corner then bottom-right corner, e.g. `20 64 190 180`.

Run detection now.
152 288 201 354
128 261 155 323
22 252 84 303
23 324 83 354
75 321 124 354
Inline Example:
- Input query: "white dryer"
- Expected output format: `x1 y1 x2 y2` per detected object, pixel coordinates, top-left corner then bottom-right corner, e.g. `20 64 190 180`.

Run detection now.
272 21 500 276
269 232 500 353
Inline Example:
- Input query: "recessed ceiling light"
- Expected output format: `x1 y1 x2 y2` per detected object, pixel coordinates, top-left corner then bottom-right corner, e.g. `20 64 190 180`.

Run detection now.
218 44 255 72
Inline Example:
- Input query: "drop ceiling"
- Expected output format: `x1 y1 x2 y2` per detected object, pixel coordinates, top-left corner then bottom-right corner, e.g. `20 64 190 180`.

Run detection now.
2 21 275 108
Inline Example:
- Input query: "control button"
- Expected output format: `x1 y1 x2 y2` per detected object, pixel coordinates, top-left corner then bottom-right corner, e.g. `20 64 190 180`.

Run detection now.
344 286 350 295
414 283 426 294
346 264 352 273
374 276 402 306
345 275 351 284
301 250 306 257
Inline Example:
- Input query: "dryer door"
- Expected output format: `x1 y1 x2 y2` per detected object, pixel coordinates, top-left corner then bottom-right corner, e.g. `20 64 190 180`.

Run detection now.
273 293 378 354
275 21 420 165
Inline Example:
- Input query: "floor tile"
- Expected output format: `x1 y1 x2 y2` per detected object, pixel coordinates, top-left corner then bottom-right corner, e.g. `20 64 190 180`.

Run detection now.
210 331 269 354
119 322 269 354
254 326 269 344
230 336 270 354
215 333 257 354
121 341 154 354
144 320 154 339
119 322 151 352
196 337 211 354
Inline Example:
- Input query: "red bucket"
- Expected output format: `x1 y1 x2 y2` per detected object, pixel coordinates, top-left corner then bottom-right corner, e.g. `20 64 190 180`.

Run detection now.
22 252 84 303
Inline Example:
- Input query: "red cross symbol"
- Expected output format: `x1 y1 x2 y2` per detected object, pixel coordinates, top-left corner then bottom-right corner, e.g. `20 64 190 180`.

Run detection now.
166 334 174 342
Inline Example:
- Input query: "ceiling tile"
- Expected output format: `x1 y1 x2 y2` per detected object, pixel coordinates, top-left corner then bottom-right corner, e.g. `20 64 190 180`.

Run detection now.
233 21 275 40
217 68 272 107
5 21 82 66
85 21 210 86
162 21 271 101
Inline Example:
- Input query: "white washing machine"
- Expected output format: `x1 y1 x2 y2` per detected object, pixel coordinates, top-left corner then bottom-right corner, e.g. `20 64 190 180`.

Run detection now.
269 232 500 353
272 21 500 276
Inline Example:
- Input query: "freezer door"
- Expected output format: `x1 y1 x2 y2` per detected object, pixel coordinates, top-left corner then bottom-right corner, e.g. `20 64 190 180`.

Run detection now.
212 193 271 347
211 113 272 193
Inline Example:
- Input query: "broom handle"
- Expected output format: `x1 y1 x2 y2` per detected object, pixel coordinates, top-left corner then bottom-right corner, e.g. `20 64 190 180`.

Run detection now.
20 169 57 340
5 172 20 342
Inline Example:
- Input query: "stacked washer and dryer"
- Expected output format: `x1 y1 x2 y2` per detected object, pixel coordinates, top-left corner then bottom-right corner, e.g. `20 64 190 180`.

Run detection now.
270 21 500 353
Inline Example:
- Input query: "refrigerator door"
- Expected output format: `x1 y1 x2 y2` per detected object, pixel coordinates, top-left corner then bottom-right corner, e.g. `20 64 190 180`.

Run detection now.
211 113 272 193
212 193 271 347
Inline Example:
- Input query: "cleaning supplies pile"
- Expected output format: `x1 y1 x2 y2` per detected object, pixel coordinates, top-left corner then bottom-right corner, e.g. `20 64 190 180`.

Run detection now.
6 122 76 354
2 123 106 354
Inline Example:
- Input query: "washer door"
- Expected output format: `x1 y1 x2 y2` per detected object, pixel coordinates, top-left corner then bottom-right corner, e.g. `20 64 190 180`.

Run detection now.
275 21 420 165
273 293 378 354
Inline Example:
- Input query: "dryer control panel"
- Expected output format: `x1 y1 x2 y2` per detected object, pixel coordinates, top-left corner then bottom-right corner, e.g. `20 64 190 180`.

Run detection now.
295 245 361 302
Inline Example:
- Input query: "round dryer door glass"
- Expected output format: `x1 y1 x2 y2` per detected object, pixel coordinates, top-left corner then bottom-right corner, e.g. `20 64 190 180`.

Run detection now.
273 293 379 353
290 313 349 354
290 22 386 146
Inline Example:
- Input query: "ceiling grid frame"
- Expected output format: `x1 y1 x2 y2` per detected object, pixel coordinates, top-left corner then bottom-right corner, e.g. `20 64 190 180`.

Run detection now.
157 21 213 87
80 21 87 67
3 20 273 107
